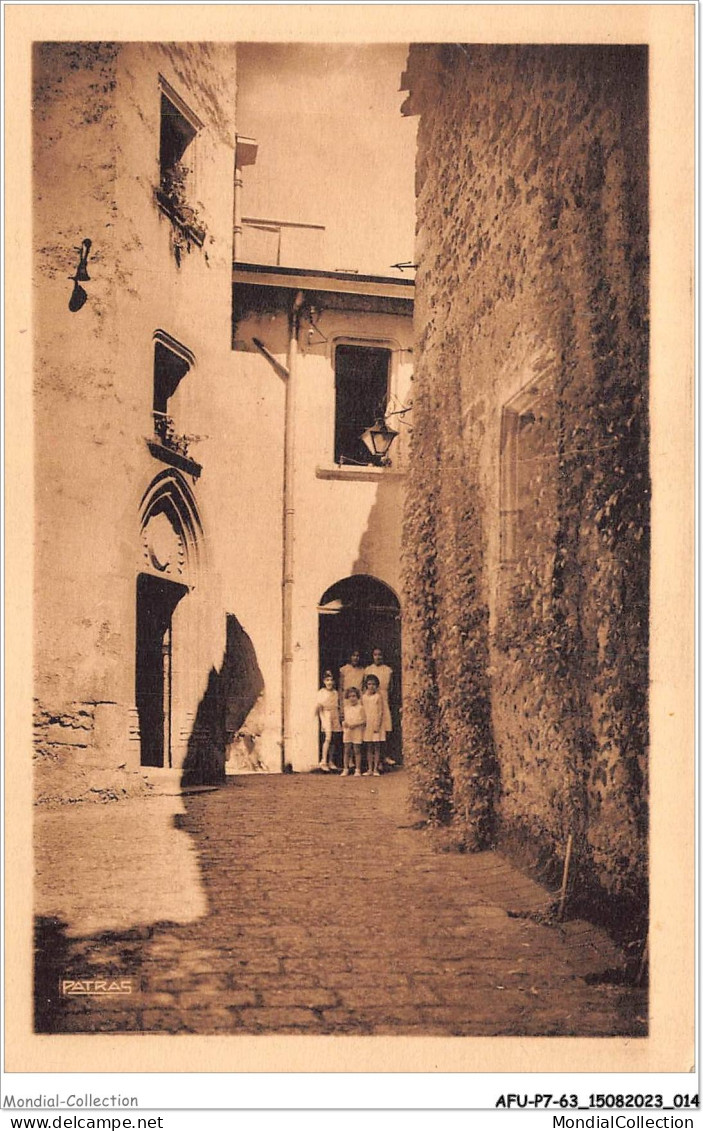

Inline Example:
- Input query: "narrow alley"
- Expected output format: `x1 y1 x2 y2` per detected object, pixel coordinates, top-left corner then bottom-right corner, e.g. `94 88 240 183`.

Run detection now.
35 773 647 1037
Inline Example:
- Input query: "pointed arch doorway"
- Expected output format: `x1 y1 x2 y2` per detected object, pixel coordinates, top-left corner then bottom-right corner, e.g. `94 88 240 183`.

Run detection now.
318 575 402 764
136 470 204 769
136 573 188 767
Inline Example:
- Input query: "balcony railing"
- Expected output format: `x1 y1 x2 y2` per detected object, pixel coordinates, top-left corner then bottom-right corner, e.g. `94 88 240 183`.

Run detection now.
238 217 326 267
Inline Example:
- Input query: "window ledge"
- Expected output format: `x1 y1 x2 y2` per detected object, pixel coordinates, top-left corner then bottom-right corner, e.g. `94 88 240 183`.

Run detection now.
155 191 206 247
315 464 405 482
147 439 202 479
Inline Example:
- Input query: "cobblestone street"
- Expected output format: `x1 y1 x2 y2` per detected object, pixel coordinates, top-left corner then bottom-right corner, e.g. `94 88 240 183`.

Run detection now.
35 773 647 1036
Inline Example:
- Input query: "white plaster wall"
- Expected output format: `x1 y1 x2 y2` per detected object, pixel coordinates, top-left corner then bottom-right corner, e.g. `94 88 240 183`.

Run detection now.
292 310 412 769
116 45 240 775
208 314 288 773
233 304 413 771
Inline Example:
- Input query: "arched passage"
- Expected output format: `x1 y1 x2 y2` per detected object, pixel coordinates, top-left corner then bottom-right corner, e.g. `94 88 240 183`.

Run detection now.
318 575 402 764
136 471 204 769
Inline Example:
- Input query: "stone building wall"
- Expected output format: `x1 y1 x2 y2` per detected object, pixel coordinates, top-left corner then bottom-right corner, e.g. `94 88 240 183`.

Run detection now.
401 45 649 935
33 42 414 790
33 43 240 789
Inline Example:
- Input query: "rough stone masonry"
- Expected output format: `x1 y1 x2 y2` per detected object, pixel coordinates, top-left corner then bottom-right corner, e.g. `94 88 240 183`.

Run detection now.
401 45 649 943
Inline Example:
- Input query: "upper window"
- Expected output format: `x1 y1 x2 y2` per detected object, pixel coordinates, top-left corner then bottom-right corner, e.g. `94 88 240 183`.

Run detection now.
161 92 197 173
160 91 197 183
334 344 391 466
159 76 201 184
156 77 205 249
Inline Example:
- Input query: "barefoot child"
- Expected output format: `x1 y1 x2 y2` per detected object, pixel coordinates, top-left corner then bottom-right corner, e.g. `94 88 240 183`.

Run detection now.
315 670 341 771
341 686 365 776
362 673 385 776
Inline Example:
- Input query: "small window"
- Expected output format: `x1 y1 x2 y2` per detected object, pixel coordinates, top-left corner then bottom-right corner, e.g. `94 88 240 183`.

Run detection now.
152 333 194 458
157 77 204 243
160 93 197 177
154 341 189 416
334 344 391 466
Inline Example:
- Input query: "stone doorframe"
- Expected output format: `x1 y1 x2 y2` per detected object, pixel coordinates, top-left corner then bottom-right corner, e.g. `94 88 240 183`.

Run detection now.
136 469 206 770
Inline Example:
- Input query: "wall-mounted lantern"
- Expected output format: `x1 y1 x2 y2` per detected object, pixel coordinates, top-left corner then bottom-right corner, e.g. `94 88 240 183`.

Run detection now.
360 419 400 463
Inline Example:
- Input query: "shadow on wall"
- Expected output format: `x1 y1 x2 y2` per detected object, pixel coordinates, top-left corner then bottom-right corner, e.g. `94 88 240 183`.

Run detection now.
351 478 403 584
181 614 264 786
349 479 404 763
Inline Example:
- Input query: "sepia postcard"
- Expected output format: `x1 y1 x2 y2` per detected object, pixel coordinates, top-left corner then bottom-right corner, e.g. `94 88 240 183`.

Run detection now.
4 2 695 1078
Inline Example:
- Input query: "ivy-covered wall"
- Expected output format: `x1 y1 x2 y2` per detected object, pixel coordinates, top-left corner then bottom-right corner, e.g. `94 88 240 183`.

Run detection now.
401 45 649 937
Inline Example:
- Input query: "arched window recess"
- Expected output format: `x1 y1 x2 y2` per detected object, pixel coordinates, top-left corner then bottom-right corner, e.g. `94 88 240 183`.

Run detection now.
148 332 201 478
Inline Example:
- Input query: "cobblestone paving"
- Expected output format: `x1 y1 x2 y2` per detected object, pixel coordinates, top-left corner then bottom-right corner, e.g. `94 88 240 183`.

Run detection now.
35 773 647 1036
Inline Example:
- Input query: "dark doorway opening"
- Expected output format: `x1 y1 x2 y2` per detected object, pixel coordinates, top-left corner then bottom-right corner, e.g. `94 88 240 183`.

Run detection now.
318 575 402 764
136 572 188 767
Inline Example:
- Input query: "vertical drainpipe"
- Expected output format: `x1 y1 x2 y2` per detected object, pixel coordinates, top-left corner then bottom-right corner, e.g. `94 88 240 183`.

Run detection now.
281 290 305 770
233 157 243 261
233 136 257 262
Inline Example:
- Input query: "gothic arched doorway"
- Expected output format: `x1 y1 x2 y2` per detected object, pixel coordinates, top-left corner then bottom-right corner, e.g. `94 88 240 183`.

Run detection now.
136 471 203 769
318 575 402 764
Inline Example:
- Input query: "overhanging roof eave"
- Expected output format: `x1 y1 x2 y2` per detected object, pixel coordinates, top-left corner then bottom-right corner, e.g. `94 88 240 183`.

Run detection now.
232 261 415 301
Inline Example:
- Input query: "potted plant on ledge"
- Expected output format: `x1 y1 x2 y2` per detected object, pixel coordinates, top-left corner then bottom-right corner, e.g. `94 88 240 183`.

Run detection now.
155 161 206 264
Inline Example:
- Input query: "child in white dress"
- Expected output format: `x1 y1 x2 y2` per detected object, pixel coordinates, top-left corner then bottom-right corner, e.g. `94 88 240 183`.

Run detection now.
341 686 366 776
364 647 393 767
315 670 341 772
362 674 385 776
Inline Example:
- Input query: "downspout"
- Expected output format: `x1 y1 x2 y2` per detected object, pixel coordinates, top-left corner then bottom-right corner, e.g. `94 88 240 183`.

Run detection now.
281 290 305 770
233 156 243 261
233 136 258 262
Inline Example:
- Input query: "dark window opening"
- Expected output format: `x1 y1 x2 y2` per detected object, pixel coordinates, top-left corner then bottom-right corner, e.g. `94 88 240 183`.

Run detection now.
157 86 205 252
159 93 197 186
334 344 391 466
152 338 194 460
154 342 190 415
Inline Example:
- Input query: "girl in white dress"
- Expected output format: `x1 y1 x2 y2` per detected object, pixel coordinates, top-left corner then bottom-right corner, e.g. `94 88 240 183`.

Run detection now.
362 674 385 776
315 670 342 772
341 686 366 776
364 647 393 765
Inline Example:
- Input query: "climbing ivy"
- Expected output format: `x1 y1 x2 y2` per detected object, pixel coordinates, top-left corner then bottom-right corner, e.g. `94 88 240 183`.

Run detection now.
401 44 649 936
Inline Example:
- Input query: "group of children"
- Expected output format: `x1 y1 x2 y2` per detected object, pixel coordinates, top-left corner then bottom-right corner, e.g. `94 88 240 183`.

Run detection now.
315 648 393 777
